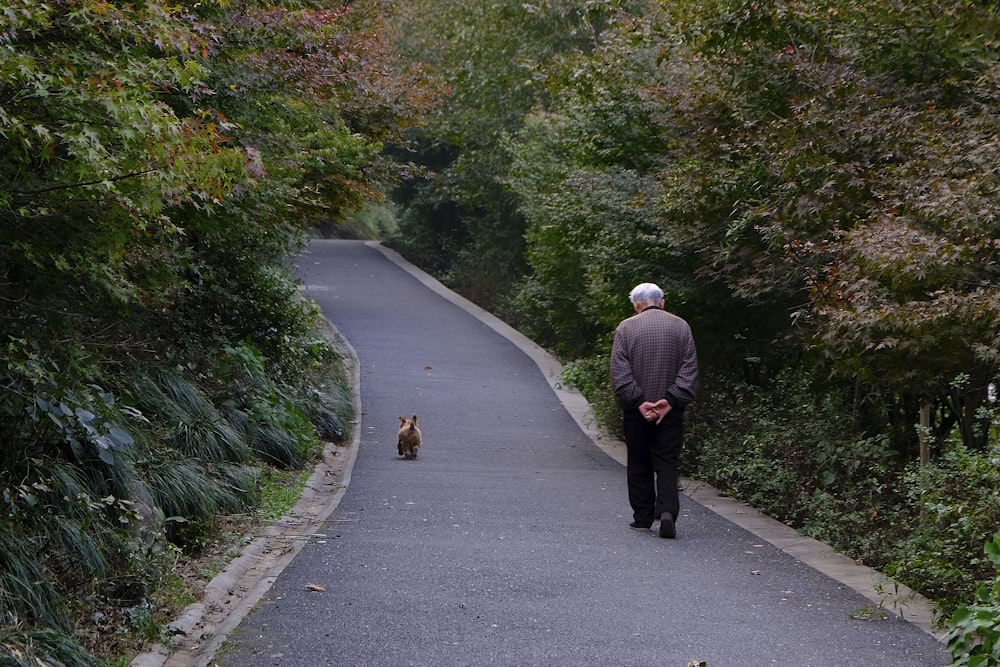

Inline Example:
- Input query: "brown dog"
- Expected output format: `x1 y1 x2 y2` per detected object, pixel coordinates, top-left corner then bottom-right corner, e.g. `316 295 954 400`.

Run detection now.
397 415 421 460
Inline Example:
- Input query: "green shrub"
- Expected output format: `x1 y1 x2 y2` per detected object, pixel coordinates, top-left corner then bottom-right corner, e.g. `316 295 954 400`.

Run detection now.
796 434 904 570
135 372 251 465
686 372 846 518
683 370 913 570
561 354 621 438
674 364 1000 619
248 422 308 469
946 531 1000 667
295 379 350 443
143 457 250 549
0 523 68 632
886 446 1000 611
214 342 342 467
713 445 803 519
0 628 95 667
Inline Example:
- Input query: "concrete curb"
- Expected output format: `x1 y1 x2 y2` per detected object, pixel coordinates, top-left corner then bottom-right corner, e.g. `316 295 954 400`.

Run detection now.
682 481 944 639
130 320 364 667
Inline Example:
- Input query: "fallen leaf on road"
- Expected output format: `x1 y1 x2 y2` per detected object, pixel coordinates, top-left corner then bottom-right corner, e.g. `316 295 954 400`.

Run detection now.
306 583 326 592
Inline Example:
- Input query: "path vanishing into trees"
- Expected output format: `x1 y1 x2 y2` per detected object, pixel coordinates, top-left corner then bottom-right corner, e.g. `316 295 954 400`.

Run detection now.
184 240 952 666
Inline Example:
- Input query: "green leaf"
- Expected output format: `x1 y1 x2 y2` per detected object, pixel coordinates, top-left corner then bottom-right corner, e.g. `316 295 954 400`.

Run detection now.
106 426 134 448
985 533 1000 565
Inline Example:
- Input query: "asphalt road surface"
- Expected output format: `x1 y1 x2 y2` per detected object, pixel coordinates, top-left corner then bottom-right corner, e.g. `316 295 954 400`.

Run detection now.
212 240 950 667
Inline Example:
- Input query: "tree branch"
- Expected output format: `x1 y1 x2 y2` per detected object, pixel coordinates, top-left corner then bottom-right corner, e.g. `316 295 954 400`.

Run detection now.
9 169 157 196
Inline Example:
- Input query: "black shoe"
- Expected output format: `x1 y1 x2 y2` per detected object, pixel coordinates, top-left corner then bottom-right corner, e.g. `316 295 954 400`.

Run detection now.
658 513 676 539
629 521 652 531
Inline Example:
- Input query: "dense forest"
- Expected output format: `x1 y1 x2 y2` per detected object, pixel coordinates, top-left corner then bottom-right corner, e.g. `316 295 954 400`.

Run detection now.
382 2 1000 664
5 0 1000 664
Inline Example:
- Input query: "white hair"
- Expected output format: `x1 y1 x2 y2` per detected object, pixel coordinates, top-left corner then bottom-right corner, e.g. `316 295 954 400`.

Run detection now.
629 282 664 305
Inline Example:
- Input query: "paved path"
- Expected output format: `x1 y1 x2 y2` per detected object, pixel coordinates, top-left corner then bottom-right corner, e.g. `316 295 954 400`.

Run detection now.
206 240 949 667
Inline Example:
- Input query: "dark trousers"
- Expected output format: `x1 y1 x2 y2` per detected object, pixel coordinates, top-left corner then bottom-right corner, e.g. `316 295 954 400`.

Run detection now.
623 409 683 526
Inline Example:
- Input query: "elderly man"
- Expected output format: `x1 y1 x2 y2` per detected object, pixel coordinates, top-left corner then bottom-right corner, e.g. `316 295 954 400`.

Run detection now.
610 282 699 538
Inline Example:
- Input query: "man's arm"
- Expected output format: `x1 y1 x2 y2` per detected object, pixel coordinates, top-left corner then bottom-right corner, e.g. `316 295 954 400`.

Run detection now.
610 328 643 408
666 331 698 408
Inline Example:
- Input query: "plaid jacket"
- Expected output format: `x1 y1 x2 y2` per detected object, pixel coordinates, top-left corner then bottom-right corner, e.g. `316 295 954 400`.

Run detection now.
610 306 699 411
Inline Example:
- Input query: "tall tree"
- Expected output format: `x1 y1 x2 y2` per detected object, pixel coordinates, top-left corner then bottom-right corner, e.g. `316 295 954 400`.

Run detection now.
388 0 642 308
500 0 1000 453
659 0 1000 453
